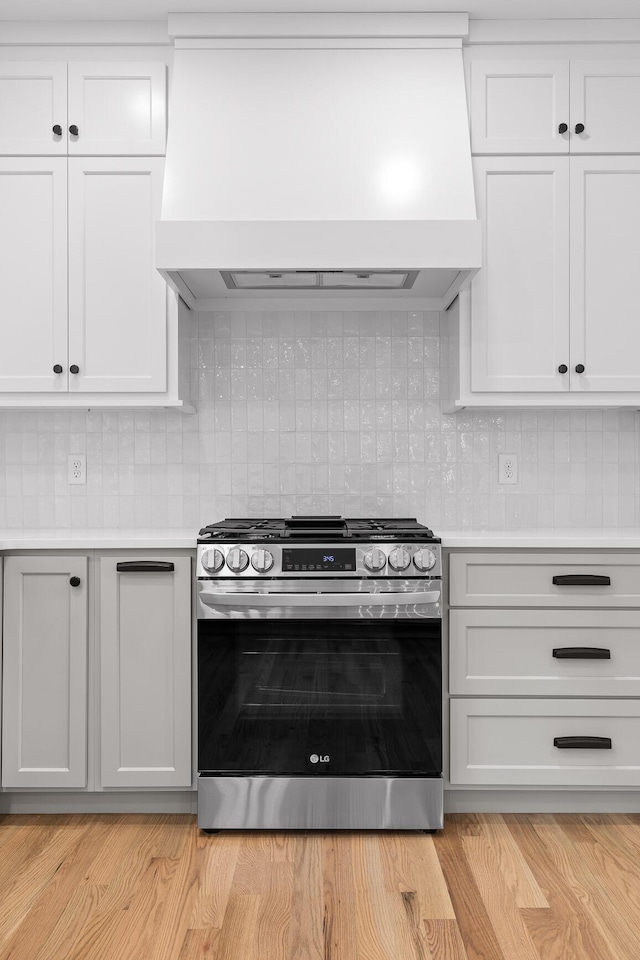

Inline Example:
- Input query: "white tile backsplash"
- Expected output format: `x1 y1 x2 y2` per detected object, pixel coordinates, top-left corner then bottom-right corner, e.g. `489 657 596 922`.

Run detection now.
0 308 638 530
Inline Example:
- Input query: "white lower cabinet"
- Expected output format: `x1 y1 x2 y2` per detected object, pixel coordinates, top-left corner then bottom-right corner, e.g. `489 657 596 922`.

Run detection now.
0 551 193 795
99 557 192 788
2 555 88 788
450 699 640 787
449 550 640 793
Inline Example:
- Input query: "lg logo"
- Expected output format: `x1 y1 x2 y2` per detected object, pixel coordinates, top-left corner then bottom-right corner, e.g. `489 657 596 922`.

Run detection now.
309 754 330 763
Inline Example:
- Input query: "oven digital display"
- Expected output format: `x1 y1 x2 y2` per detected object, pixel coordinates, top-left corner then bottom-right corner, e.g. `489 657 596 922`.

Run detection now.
282 548 356 572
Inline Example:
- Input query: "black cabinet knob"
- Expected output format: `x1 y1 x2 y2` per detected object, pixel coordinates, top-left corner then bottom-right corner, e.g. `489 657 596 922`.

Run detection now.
558 122 568 134
575 123 585 134
558 364 568 374
69 364 79 374
69 576 81 587
69 124 79 136
52 124 62 136
53 364 63 374
575 363 585 374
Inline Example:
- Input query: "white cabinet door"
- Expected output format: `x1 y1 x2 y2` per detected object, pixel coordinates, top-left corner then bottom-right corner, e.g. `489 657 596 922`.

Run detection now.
67 62 166 155
470 59 570 154
570 157 640 392
2 556 88 789
571 60 640 154
0 158 68 392
471 157 570 392
68 157 167 393
0 62 67 155
99 557 192 788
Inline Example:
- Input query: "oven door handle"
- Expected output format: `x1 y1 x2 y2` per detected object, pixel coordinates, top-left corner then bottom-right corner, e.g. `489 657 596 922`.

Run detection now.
199 590 440 607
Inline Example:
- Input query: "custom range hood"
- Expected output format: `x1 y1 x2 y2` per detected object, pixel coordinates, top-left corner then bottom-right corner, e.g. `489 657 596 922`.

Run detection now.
157 12 481 309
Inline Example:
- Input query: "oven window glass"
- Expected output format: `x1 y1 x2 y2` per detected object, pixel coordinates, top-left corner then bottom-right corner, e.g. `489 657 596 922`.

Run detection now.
198 619 441 776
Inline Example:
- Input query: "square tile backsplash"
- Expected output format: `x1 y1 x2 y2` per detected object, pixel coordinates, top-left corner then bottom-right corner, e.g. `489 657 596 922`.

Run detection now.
0 309 637 530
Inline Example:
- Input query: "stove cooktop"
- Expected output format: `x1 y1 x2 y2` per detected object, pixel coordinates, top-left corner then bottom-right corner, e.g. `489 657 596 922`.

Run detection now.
198 516 439 543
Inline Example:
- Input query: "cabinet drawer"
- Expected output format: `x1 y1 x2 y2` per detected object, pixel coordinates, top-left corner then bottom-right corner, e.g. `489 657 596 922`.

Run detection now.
450 698 640 786
450 609 640 696
449 553 640 607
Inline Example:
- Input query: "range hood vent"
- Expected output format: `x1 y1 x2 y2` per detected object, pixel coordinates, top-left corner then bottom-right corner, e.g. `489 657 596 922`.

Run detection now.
158 12 481 310
222 270 418 290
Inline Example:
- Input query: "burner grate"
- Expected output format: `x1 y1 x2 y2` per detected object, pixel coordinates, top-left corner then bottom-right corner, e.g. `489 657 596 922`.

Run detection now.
198 516 437 542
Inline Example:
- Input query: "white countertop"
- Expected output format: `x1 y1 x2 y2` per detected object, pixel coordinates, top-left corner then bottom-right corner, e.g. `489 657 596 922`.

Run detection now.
0 529 199 550
0 527 640 550
438 529 640 548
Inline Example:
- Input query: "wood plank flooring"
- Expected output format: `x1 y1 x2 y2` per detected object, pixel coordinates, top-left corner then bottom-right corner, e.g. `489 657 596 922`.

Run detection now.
0 813 639 960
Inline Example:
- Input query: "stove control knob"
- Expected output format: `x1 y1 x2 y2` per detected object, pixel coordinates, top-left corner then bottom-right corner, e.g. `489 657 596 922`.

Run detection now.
363 548 387 573
388 547 411 572
226 547 249 573
413 548 437 573
201 548 224 573
251 548 275 573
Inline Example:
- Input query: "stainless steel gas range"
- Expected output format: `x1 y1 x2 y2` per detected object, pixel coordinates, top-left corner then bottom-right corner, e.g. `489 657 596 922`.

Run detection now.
196 516 443 832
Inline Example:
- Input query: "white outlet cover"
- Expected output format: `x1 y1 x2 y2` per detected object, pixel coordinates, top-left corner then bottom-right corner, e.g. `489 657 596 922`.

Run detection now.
67 454 86 485
498 453 518 484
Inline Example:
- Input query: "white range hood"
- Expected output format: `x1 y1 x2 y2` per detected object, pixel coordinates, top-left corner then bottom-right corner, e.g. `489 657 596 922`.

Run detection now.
157 12 481 310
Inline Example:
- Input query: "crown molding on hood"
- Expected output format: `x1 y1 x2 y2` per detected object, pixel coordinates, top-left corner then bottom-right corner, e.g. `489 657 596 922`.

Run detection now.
167 12 469 41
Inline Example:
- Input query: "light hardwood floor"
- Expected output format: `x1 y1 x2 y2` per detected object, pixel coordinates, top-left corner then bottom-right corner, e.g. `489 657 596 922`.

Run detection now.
0 812 639 959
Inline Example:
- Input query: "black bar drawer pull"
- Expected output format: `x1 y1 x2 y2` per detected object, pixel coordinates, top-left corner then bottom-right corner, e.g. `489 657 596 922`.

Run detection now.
116 561 175 573
553 647 611 660
554 736 612 750
552 574 611 586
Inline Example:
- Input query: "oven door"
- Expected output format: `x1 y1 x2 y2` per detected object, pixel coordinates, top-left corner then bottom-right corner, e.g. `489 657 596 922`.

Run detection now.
197 579 442 777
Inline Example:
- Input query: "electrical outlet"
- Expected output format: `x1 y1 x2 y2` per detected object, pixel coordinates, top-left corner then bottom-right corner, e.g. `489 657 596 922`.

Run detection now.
498 454 518 484
68 454 86 485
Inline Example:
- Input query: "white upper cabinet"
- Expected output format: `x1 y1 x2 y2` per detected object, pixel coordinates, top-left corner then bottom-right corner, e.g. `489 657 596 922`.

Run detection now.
68 158 167 392
0 62 166 156
0 157 166 395
471 60 570 154
472 58 640 154
0 59 187 407
0 158 68 392
570 157 640 392
458 53 640 406
570 61 640 154
471 156 570 392
67 63 166 155
0 62 67 155
459 155 640 404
